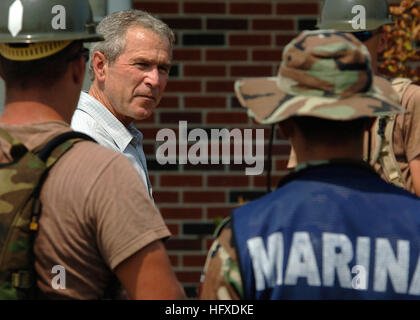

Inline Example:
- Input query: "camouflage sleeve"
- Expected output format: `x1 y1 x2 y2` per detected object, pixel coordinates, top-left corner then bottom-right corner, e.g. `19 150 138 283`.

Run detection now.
199 220 244 300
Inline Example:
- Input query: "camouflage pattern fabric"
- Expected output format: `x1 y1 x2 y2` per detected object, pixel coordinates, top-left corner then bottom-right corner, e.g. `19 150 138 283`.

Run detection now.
199 219 243 300
0 129 91 299
234 30 403 125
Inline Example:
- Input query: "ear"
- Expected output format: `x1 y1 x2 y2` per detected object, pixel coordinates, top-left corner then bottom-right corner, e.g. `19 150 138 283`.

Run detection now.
91 51 107 82
70 55 86 86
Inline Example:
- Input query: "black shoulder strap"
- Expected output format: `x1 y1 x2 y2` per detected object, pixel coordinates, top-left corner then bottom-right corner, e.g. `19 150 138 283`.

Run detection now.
37 131 96 162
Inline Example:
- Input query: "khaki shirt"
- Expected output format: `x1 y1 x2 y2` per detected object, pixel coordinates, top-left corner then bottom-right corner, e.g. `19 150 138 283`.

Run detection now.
0 121 170 299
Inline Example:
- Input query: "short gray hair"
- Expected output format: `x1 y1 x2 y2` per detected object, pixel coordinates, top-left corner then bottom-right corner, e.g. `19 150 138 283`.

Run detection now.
89 10 175 81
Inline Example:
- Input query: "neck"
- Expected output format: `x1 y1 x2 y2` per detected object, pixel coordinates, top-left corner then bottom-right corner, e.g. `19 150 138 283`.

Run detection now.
294 140 364 164
0 87 74 125
89 82 132 128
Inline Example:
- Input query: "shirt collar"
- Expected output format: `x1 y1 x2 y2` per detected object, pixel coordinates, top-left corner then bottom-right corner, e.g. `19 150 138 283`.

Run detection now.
77 92 142 151
276 158 377 190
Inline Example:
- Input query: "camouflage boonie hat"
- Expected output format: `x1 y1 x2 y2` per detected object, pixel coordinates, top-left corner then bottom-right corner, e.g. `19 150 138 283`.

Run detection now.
234 30 403 124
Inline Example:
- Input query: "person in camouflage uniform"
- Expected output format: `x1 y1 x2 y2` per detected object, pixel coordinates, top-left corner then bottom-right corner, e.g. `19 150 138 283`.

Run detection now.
199 30 420 300
288 0 420 197
0 0 185 299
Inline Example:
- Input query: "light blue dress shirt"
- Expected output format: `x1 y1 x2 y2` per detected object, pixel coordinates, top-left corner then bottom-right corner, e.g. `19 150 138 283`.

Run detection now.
71 92 153 198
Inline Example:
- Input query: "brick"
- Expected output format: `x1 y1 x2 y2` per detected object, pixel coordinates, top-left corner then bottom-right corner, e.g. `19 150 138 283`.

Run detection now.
231 96 242 109
206 49 247 61
160 175 203 187
207 206 237 219
183 34 225 46
184 65 226 77
173 49 201 61
231 65 273 77
205 238 214 250
183 255 207 267
158 96 179 108
160 112 202 124
133 2 179 14
138 128 161 140
184 163 225 171
206 19 248 30
184 2 226 14
298 19 318 31
230 2 272 15
183 223 215 235
167 223 179 235
252 49 283 62
229 34 271 46
276 3 319 15
175 271 201 283
169 65 179 77
206 80 235 93
272 144 292 156
184 191 226 203
275 159 290 171
149 174 155 186
162 18 202 30
229 190 266 203
143 142 155 156
252 19 294 31
161 207 203 220
276 34 296 46
169 255 179 267
207 112 249 125
184 96 226 109
153 191 179 204
229 163 255 173
165 80 201 93
254 175 285 188
207 175 250 187
165 239 202 251
148 160 179 172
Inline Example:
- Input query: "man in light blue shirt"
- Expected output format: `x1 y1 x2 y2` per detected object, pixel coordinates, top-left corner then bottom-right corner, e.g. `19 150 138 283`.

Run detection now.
72 10 174 197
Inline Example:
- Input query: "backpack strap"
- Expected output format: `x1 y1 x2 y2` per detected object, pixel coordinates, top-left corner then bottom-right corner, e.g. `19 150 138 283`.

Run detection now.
377 115 406 189
369 78 412 190
26 131 96 299
36 131 96 167
31 131 96 218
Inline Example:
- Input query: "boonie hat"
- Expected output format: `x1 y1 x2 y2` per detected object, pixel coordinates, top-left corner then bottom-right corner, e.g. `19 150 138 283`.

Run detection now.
235 30 403 125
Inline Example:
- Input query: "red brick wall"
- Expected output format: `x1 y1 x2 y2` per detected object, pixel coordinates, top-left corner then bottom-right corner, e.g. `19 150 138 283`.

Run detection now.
132 0 410 298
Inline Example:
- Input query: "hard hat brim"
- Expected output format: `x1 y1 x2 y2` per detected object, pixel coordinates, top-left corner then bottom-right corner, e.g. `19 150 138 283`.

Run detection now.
317 18 394 32
0 33 103 44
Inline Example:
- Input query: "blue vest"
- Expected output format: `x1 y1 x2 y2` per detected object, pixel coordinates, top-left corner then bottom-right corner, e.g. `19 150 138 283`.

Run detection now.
232 161 420 299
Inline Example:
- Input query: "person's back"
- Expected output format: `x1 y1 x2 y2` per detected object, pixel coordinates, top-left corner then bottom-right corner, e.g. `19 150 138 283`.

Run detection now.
0 0 185 300
199 29 420 300
0 121 168 299
316 0 420 196
233 160 420 299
